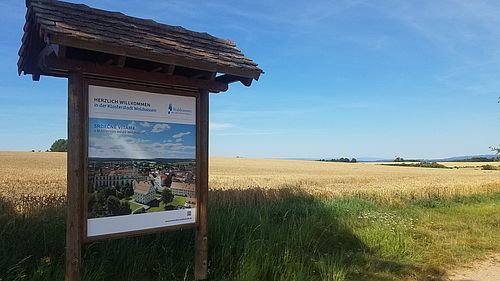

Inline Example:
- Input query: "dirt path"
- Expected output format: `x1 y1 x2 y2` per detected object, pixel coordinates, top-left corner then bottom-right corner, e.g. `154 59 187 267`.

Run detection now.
448 254 500 281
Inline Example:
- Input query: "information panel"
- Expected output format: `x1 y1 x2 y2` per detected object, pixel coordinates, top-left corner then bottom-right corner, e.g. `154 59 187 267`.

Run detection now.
87 85 196 237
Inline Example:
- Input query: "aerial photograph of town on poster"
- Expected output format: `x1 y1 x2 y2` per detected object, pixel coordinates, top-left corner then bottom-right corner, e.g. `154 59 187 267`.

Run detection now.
88 119 196 218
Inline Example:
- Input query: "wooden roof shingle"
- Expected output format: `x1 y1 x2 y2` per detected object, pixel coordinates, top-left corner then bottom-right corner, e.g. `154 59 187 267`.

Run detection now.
18 0 262 82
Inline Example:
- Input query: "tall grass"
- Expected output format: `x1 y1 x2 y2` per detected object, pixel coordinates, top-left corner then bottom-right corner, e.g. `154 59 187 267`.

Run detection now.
1 191 499 281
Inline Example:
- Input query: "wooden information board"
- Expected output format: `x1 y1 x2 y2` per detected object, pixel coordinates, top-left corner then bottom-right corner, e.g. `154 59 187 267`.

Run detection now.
67 76 209 280
18 1 261 280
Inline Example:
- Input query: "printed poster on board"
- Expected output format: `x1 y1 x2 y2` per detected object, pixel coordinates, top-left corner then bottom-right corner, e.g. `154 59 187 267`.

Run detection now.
87 85 196 237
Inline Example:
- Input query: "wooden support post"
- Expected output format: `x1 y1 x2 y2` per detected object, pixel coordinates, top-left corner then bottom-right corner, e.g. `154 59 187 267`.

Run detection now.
65 72 84 281
195 90 209 280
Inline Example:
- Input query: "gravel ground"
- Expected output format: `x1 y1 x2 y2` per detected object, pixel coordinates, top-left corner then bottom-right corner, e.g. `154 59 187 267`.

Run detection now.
448 254 500 281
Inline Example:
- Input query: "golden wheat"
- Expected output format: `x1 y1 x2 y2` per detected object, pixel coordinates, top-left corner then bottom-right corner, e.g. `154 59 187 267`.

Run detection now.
209 157 500 203
1 152 499 212
0 152 66 213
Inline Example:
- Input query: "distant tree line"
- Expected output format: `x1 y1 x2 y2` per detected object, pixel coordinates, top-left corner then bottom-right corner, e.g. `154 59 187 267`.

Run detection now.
394 157 405 162
394 157 423 162
394 156 499 162
457 157 499 162
318 157 357 163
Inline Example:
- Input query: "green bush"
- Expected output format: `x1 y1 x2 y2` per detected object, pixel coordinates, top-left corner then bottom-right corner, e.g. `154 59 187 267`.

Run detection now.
382 162 450 169
481 165 498 170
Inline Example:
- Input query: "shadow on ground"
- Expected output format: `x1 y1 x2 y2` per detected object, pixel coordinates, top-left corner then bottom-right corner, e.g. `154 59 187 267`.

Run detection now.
209 188 437 281
0 189 444 281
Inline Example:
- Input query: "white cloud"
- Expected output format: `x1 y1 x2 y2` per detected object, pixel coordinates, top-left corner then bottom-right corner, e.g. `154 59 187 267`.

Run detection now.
172 131 191 138
175 138 183 143
89 132 195 159
209 122 234 130
140 121 151 127
151 123 171 133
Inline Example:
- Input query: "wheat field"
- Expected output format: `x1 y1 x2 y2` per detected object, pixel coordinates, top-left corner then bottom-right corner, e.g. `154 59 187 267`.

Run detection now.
210 157 500 203
1 152 499 212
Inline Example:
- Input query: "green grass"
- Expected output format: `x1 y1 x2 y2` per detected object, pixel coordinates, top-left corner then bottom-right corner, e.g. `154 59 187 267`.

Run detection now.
0 192 499 281
170 196 187 207
128 201 143 214
146 201 165 213
128 201 142 211
146 196 187 212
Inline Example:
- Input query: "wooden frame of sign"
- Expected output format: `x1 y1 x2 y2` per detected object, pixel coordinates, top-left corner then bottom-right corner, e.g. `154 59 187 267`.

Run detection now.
66 73 209 279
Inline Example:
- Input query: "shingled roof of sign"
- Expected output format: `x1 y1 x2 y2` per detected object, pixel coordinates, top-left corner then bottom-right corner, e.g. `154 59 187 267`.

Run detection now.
18 0 262 82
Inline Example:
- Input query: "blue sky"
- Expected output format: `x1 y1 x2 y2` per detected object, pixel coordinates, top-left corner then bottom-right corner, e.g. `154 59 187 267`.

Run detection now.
89 118 196 159
1 0 499 159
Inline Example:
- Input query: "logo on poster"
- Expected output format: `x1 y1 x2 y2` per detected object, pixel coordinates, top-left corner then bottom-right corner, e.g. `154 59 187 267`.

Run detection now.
167 103 193 116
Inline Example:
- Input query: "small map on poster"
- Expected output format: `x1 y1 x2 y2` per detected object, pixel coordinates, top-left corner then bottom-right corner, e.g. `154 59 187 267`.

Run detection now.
87 85 196 237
